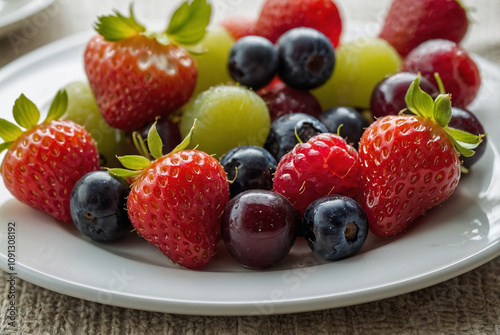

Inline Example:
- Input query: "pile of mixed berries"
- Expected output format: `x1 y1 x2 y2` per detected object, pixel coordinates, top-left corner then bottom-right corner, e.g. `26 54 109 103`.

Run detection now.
0 0 487 270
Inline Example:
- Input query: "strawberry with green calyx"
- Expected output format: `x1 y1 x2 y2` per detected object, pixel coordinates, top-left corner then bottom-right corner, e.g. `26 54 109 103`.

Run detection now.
0 91 100 223
109 121 229 269
358 76 484 237
84 0 211 131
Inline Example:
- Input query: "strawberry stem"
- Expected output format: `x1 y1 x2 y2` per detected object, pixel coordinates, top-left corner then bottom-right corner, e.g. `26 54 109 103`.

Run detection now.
132 131 151 160
170 119 196 154
147 120 163 160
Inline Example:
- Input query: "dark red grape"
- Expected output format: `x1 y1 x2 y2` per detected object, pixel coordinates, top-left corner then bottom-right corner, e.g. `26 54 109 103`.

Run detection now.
370 72 439 118
222 190 297 269
257 80 323 122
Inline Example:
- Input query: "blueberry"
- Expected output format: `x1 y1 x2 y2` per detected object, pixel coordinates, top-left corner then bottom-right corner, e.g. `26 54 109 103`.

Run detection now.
220 145 277 198
228 35 279 90
264 112 328 161
302 195 368 261
318 107 370 150
70 170 131 242
276 27 335 90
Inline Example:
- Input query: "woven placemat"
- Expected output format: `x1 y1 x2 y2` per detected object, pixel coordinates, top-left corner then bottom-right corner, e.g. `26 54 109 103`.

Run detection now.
1 255 499 334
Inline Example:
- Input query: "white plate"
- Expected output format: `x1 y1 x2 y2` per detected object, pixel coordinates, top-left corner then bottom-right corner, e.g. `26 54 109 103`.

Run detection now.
0 0 54 37
0 31 500 316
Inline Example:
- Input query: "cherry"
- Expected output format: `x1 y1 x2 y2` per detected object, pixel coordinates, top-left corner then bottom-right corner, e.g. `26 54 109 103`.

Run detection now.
221 190 297 269
370 72 439 118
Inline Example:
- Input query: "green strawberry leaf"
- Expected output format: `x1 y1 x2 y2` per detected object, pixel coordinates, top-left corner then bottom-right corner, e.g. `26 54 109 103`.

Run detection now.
445 127 483 157
433 94 452 127
166 0 211 45
107 168 141 178
447 135 475 157
404 75 420 115
95 5 146 41
110 119 198 180
109 122 167 180
405 76 434 119
44 89 68 123
117 155 152 170
0 141 13 154
147 121 163 160
0 119 23 142
171 119 196 154
415 90 434 119
446 126 484 146
404 76 486 159
13 94 40 129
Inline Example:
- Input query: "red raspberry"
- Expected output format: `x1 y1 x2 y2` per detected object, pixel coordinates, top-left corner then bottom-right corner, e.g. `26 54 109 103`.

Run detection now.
273 133 360 214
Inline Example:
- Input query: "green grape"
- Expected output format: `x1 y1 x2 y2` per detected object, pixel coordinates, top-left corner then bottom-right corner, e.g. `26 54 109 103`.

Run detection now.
180 85 270 158
312 37 402 110
61 81 132 167
190 26 235 99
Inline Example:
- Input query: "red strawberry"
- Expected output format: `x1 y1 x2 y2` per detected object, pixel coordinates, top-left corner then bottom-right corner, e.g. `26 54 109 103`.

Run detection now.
0 91 100 223
379 0 468 57
110 123 229 269
220 16 256 40
401 39 481 108
273 133 360 215
358 76 483 237
84 1 211 131
254 0 342 47
257 80 323 122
